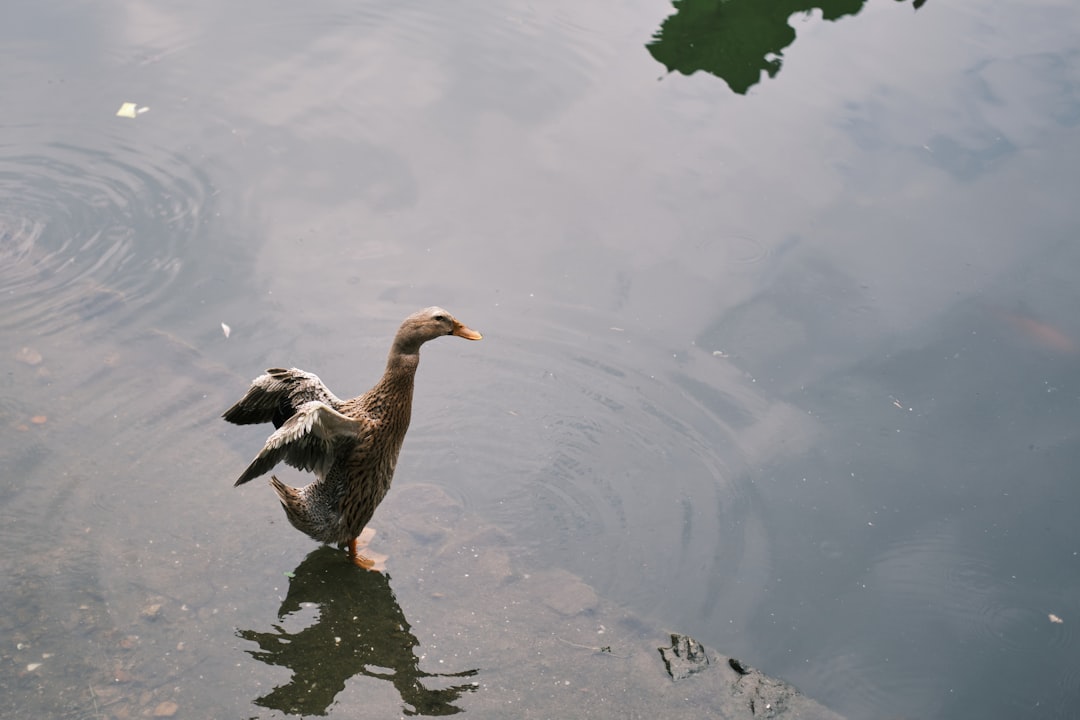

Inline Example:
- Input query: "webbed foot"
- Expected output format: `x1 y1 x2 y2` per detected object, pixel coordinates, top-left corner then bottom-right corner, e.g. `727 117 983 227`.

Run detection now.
347 527 388 572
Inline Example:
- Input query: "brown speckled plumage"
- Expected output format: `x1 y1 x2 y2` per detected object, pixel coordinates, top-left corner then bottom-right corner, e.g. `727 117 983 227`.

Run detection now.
223 307 482 567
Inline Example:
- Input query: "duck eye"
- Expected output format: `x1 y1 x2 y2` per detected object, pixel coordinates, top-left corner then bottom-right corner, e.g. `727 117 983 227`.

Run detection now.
434 314 448 323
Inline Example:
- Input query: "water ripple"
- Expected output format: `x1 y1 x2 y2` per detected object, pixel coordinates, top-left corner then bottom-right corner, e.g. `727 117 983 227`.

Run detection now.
409 307 785 627
0 141 210 334
867 526 1048 653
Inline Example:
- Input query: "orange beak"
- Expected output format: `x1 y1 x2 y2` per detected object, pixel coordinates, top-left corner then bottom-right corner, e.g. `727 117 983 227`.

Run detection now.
451 320 483 341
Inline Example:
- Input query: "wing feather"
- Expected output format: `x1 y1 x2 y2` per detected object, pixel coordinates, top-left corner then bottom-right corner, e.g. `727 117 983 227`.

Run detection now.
233 401 368 486
223 368 343 428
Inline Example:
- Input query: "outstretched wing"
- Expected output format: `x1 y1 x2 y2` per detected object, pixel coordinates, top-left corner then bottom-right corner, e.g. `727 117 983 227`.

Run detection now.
233 401 368 486
223 368 344 428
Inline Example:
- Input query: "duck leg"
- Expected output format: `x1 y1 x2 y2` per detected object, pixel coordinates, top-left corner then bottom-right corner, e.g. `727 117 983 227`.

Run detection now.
347 527 388 571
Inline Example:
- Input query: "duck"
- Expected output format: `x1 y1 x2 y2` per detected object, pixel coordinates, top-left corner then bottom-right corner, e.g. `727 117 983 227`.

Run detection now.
223 307 482 568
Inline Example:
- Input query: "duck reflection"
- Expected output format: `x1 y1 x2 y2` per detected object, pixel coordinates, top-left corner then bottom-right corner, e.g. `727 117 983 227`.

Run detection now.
237 547 478 716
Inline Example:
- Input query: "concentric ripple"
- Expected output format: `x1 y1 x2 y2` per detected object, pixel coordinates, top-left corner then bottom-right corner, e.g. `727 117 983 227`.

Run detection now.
0 141 210 334
407 305 786 628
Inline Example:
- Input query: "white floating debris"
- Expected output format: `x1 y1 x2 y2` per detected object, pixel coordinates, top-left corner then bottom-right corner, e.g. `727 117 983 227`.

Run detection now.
26 663 42 672
221 322 231 339
116 102 149 118
1049 613 1064 624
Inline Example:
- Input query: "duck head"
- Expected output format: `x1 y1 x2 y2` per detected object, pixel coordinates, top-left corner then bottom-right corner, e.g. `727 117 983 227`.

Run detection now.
392 306 482 355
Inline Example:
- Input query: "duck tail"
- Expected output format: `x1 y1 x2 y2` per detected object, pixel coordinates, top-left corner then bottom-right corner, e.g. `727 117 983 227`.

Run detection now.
269 475 307 530
269 473 292 499
267 475 336 545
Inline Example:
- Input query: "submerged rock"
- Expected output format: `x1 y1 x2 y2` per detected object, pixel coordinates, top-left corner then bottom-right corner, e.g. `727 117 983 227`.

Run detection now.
659 633 710 680
153 700 179 717
658 633 837 719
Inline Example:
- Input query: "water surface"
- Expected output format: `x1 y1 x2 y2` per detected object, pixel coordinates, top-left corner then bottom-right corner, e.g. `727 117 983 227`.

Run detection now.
3 0 1079 717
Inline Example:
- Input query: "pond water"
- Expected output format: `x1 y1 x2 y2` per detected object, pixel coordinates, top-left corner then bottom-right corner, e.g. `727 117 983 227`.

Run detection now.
3 0 1079 718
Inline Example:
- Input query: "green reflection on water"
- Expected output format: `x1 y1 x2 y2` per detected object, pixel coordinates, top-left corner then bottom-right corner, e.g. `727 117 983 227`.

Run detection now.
648 0 926 93
237 548 478 716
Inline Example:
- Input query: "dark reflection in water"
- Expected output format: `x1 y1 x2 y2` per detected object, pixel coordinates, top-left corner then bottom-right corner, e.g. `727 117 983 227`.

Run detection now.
648 0 926 93
237 548 478 717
